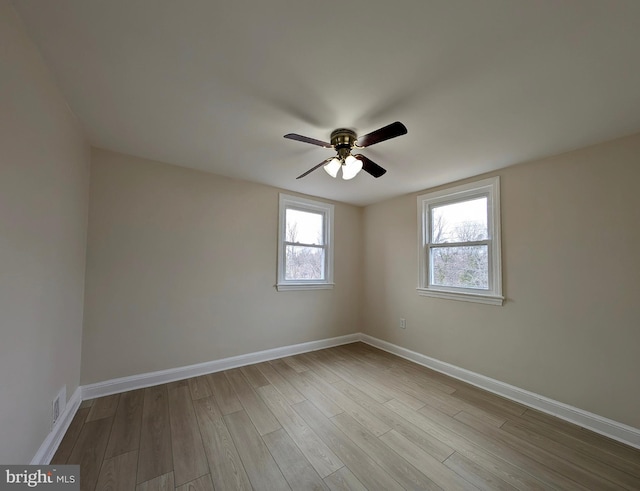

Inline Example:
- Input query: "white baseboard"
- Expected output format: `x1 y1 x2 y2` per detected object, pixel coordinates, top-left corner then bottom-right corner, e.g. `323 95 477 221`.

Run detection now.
31 387 82 464
82 333 360 400
360 334 640 450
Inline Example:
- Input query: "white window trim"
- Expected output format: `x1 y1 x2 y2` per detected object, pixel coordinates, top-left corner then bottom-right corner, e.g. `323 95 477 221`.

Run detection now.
417 176 503 306
277 193 334 291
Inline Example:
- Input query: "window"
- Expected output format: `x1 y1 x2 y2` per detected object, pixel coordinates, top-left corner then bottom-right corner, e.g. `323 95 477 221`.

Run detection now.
417 176 503 305
277 194 334 291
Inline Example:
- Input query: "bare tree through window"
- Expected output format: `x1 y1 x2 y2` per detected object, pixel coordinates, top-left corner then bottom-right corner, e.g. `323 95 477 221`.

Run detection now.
431 201 488 289
285 211 324 280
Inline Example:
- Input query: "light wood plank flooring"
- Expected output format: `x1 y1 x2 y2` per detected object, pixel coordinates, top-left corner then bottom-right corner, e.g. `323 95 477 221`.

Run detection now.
53 343 640 490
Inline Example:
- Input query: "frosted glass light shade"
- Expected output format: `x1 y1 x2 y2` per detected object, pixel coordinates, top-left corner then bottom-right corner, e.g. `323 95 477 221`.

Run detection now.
342 155 363 180
324 158 341 178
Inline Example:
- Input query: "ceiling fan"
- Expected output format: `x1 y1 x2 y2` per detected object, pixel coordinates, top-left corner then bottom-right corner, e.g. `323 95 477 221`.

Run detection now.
284 121 408 180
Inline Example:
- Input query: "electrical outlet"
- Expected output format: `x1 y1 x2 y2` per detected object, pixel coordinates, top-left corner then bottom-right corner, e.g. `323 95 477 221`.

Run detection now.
52 386 66 428
400 318 406 329
52 398 60 426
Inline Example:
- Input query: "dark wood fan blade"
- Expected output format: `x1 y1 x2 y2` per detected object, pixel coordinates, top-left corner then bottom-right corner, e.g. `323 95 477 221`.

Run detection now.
284 133 332 148
296 159 331 179
356 121 407 148
355 154 387 178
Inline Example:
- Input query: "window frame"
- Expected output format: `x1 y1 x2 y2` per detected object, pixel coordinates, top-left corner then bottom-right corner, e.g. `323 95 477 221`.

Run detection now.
417 176 503 305
277 193 334 291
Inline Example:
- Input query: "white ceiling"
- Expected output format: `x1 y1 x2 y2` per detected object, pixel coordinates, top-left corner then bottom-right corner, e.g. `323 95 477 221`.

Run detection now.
12 0 640 205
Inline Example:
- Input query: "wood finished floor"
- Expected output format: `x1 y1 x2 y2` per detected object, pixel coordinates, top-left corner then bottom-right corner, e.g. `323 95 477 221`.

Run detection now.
52 343 640 490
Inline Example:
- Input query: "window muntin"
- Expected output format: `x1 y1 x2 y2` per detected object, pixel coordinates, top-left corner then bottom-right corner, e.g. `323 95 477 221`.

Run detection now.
277 194 334 290
418 177 503 305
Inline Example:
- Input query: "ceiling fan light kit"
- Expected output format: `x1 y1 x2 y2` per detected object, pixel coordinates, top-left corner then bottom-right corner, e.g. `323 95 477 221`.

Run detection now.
284 121 407 180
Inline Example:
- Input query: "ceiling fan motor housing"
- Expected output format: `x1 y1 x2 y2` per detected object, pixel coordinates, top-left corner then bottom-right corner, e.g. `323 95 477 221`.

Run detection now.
331 128 356 161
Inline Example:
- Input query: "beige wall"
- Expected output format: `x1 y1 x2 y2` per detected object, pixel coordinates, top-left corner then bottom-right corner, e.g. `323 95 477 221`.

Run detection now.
81 149 363 384
0 2 90 463
363 133 640 428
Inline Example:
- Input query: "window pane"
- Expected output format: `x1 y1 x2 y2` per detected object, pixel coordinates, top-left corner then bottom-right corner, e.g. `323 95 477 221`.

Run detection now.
285 245 325 280
286 209 324 245
431 197 487 243
431 245 488 289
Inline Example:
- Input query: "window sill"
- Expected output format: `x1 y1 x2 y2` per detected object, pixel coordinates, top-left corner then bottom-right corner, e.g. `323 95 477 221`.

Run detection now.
277 282 335 292
417 288 504 306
